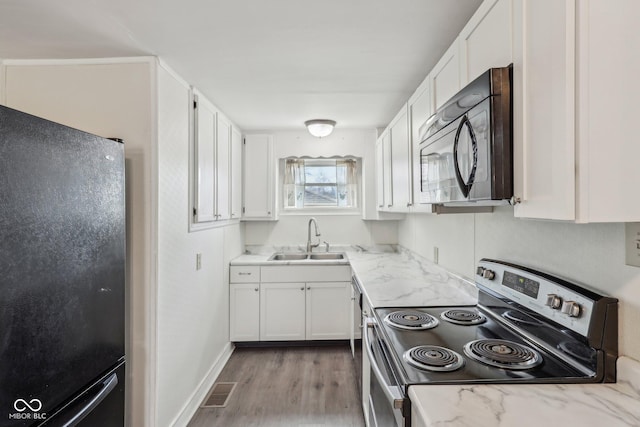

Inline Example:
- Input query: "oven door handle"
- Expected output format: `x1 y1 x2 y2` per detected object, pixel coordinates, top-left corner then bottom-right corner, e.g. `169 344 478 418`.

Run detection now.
363 318 405 409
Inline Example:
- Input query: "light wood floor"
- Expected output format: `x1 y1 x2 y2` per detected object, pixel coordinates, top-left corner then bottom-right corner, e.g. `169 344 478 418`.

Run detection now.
187 345 365 427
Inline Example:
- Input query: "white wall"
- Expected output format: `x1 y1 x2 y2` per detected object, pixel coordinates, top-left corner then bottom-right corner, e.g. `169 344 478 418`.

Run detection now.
156 64 241 426
244 129 399 247
398 207 640 360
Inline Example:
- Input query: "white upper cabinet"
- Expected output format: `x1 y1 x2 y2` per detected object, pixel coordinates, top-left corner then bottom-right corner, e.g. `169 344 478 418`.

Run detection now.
230 127 243 220
573 0 640 222
513 0 640 222
243 134 276 220
512 0 576 220
408 75 433 213
216 113 231 221
459 0 513 86
192 90 239 225
511 0 640 222
430 38 461 110
193 92 217 223
375 136 386 211
388 105 411 212
377 130 394 211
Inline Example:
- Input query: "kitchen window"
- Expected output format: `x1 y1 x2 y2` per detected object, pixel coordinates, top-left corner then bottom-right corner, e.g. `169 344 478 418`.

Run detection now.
283 158 359 211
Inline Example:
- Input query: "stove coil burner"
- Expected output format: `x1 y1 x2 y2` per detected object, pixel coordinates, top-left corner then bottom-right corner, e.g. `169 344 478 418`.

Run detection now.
464 339 542 370
502 310 541 326
383 310 439 330
440 309 486 326
404 345 465 372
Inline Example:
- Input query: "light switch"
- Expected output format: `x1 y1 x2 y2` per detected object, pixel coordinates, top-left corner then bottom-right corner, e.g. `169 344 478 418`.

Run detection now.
196 253 202 270
625 223 640 268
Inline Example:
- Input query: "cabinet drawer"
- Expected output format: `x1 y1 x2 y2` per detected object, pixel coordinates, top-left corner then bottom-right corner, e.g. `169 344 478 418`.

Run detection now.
261 265 352 283
230 265 260 283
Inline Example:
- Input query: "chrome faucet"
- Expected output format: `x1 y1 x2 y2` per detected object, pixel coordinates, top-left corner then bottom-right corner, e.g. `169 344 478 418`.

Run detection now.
306 217 321 253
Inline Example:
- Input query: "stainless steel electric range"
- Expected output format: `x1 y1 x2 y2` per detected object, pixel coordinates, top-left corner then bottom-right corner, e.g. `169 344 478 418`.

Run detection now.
363 259 618 427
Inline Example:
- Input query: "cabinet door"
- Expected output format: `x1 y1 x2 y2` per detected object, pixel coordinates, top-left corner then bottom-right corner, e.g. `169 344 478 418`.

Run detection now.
230 283 260 341
375 137 385 211
193 94 216 222
243 134 275 219
230 127 243 219
389 106 411 211
306 282 350 340
459 0 513 86
216 114 231 220
260 283 305 340
512 0 576 220
382 131 393 210
430 38 461 110
408 77 433 213
575 0 640 222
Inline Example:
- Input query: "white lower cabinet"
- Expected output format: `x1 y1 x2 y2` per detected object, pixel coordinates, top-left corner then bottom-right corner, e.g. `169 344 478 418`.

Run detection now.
260 282 307 341
230 264 352 342
229 283 260 341
305 282 350 340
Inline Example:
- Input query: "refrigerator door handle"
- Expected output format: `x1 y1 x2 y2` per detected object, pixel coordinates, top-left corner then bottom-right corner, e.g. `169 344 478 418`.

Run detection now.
56 372 118 427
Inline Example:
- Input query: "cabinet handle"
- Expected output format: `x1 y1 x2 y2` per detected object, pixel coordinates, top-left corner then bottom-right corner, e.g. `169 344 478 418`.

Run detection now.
254 288 259 292
307 286 311 290
267 211 271 215
378 205 384 208
300 287 304 291
238 272 252 276
406 202 412 207
387 204 392 208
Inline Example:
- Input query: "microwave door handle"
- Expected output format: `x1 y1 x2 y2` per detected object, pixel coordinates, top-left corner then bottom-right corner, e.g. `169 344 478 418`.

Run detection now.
453 115 479 198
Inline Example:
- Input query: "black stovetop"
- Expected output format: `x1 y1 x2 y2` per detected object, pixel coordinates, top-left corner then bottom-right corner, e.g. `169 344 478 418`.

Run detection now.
374 305 598 388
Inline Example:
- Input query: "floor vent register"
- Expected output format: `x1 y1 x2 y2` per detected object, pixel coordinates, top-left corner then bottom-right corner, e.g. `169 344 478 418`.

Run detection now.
201 382 237 408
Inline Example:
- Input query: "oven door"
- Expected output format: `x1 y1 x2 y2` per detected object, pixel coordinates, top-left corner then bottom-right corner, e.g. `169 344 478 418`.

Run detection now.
363 318 410 427
419 98 491 204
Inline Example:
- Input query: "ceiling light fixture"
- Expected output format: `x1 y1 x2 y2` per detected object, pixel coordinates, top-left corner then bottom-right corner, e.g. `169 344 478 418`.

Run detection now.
305 119 336 138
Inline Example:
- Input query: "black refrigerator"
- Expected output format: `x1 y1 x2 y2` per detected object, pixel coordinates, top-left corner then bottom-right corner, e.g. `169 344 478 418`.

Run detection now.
0 105 126 426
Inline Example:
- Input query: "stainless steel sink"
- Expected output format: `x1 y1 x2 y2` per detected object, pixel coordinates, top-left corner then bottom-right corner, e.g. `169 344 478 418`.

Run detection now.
308 253 345 260
267 252 346 261
268 253 309 261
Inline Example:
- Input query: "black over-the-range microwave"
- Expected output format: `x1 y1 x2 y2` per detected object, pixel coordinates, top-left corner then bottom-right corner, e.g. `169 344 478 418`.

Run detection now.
417 65 513 206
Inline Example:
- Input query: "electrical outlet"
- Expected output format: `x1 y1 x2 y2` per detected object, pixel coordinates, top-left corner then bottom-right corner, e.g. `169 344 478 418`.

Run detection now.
625 223 640 267
434 247 439 264
196 253 202 270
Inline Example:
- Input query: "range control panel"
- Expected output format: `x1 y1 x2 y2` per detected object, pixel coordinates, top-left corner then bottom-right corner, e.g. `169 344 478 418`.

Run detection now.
476 260 595 337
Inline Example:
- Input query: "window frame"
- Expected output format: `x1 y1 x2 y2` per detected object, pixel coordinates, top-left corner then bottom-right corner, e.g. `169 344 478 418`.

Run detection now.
279 157 362 216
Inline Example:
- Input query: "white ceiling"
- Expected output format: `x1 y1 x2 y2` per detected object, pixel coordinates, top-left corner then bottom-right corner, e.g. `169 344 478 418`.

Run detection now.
0 0 483 131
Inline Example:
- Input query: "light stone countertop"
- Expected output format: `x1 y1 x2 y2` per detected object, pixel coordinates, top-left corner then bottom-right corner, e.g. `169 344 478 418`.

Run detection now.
347 248 477 308
230 245 478 308
409 356 640 427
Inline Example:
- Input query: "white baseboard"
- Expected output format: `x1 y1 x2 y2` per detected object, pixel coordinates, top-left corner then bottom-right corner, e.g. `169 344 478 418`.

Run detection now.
170 342 235 427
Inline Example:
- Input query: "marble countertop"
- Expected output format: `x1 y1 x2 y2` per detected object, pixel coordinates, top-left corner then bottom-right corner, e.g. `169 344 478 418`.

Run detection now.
347 248 477 308
230 245 478 309
409 356 640 427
